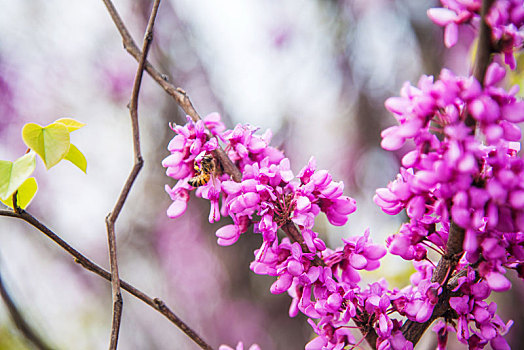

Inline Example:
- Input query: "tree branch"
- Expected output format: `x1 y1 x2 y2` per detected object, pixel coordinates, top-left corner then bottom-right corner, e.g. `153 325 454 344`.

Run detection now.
0 209 214 350
0 268 54 350
104 1 161 348
473 0 496 84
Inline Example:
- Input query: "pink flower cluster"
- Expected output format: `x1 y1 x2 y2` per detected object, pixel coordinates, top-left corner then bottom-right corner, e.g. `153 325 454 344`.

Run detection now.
162 113 356 245
448 267 514 349
375 61 523 348
428 0 524 68
163 114 412 349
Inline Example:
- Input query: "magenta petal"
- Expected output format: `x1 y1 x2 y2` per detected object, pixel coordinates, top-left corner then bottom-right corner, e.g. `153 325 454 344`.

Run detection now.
287 260 304 276
248 137 266 153
363 244 387 260
500 120 521 141
407 196 426 219
402 150 418 167
313 238 326 252
484 63 506 86
349 254 368 269
463 229 478 253
243 192 260 207
473 306 490 323
326 210 348 226
162 152 183 167
332 197 357 215
505 51 517 70
296 196 311 211
216 224 238 240
449 296 470 314
166 198 188 218
389 235 411 257
416 303 434 322
509 190 524 209
326 293 342 312
385 97 409 114
381 127 405 151
485 272 511 292
222 181 242 195
490 335 510 350
217 236 240 246
502 102 524 123
270 274 293 294
427 7 457 25
375 188 397 202
167 135 186 151
444 22 459 48
305 336 326 350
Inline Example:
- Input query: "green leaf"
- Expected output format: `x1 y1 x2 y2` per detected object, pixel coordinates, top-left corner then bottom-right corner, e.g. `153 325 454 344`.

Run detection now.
0 177 38 209
22 122 70 169
65 143 87 173
0 152 36 200
54 117 86 132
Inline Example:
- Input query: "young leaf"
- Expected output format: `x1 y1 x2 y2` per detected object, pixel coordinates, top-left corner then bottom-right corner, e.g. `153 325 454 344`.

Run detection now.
65 143 87 173
0 152 36 200
54 118 86 132
0 177 38 209
22 122 70 169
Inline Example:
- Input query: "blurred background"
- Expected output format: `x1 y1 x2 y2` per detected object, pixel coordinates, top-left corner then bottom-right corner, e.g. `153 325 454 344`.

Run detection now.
0 0 522 349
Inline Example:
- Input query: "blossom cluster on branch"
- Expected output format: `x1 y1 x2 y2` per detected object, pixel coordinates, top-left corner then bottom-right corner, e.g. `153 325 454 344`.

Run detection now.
162 112 389 348
428 0 524 68
163 0 524 349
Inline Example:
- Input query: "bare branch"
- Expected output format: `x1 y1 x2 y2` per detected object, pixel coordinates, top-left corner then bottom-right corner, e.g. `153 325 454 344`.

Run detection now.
0 269 54 350
100 0 199 120
0 209 214 350
473 0 496 85
104 1 162 348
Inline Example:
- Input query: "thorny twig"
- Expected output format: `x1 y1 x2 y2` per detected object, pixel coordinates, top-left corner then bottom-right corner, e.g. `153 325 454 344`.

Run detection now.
0 208 214 350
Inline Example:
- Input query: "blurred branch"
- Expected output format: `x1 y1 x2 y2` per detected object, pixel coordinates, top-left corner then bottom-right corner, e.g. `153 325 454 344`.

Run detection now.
0 208 214 350
0 268 54 350
104 1 161 348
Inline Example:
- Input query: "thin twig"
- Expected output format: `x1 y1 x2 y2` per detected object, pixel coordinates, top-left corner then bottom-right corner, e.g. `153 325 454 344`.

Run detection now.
104 1 162 348
401 0 495 346
0 268 54 350
0 209 214 350
100 0 242 183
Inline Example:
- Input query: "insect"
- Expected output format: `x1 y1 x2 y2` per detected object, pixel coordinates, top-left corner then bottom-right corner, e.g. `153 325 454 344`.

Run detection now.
188 155 215 187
